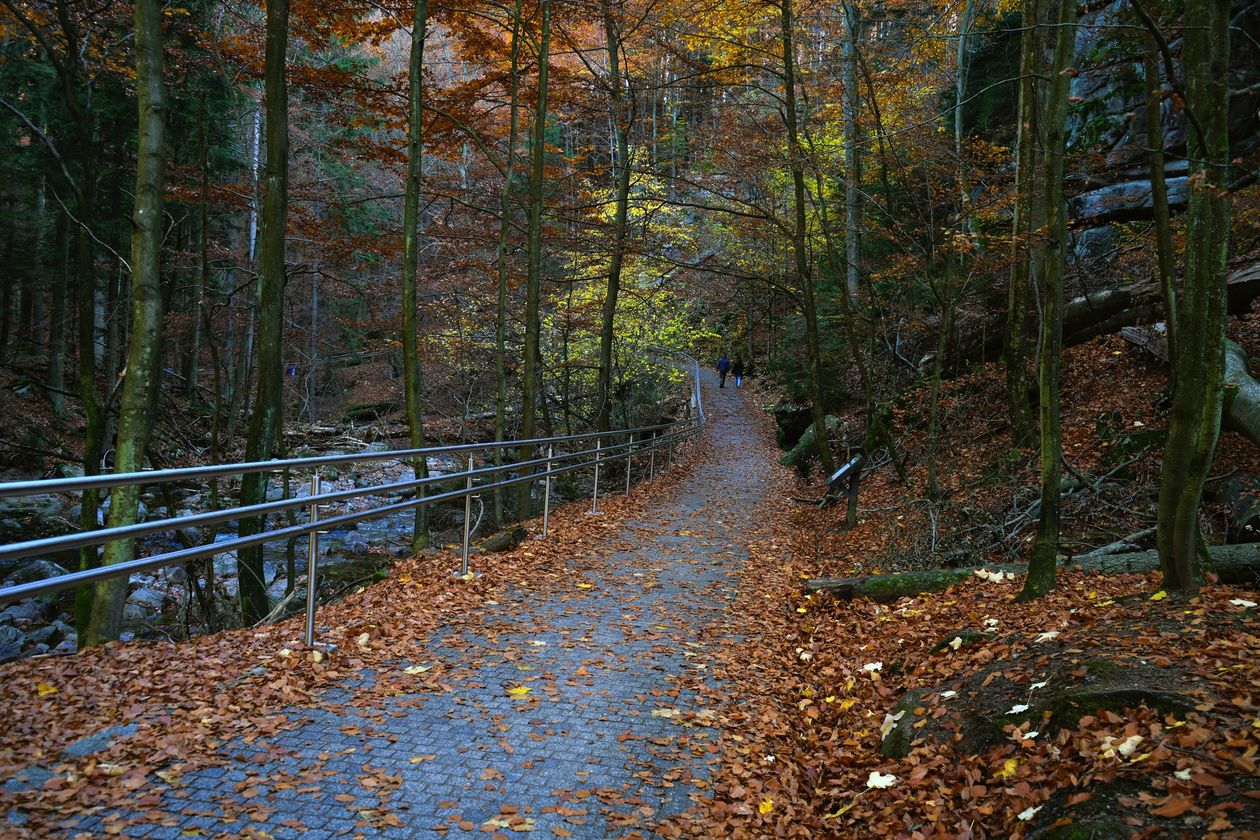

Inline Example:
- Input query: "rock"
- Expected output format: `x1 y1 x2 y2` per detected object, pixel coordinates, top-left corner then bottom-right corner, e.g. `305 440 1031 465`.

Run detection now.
25 623 62 646
9 560 69 585
1068 177 1189 225
1069 225 1119 265
361 442 390 455
0 494 65 522
52 639 76 655
771 402 812 450
54 463 85 478
122 603 147 623
343 531 369 555
480 526 527 553
0 599 53 626
780 415 841 476
0 625 25 661
213 552 237 578
126 587 167 611
118 631 135 642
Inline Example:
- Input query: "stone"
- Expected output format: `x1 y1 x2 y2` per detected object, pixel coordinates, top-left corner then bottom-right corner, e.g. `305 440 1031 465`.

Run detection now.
25 623 62 646
1068 177 1189 225
127 587 167 611
361 442 390 455
1070 225 1119 265
9 560 69 585
343 531 369 555
213 552 237 578
0 624 25 660
52 639 76 655
122 603 148 623
0 494 64 522
0 599 52 626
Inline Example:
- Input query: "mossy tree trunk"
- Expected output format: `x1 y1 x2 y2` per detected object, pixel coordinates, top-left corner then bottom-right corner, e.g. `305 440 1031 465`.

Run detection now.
780 0 834 478
1004 0 1043 446
516 0 551 518
1018 0 1075 602
238 0 289 624
85 0 167 646
1156 0 1230 595
493 0 523 526
402 0 431 551
595 0 632 435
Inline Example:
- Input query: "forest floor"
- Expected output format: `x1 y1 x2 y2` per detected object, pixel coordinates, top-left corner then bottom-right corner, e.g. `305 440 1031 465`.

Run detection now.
0 333 1258 838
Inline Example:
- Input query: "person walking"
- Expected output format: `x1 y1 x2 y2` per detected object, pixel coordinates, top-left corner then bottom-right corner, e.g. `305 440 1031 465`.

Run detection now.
716 352 731 388
732 356 745 388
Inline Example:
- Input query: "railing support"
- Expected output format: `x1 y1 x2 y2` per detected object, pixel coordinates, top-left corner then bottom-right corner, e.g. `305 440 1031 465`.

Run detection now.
461 455 473 577
649 447 656 479
304 473 321 647
541 445 553 537
624 436 632 496
589 438 602 514
668 441 674 470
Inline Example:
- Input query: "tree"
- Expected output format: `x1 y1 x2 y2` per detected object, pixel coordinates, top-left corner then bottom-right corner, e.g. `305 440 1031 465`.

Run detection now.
402 0 432 551
779 0 834 477
85 0 167 646
1018 0 1075 602
1156 0 1230 594
237 0 290 624
516 0 552 517
1004 0 1043 445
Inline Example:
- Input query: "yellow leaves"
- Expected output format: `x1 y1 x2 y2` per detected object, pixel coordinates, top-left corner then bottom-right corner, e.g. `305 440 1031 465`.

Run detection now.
36 682 57 697
506 685 532 698
575 582 594 590
403 665 430 675
839 698 858 711
993 757 1019 781
1150 590 1168 601
408 754 436 764
758 797 774 814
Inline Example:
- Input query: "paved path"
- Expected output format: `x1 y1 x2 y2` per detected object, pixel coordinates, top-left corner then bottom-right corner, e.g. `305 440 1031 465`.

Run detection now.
66 375 768 838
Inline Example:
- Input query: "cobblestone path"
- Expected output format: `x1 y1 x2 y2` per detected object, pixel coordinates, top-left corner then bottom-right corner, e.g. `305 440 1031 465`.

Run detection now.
61 376 768 838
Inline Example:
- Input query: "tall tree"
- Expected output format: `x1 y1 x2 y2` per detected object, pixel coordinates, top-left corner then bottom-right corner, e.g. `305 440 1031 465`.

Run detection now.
237 0 290 623
1018 0 1075 601
517 0 552 517
493 0 524 524
780 0 834 476
841 0 861 300
595 0 633 434
402 0 431 551
1156 0 1230 594
1005 0 1043 444
85 0 167 646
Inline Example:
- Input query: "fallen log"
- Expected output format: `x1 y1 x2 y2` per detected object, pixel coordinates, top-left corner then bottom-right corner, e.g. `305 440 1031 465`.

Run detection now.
951 260 1260 370
1121 328 1260 446
805 544 1260 602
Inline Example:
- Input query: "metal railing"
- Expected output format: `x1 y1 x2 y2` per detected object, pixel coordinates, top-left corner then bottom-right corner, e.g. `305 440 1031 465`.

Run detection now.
0 354 706 646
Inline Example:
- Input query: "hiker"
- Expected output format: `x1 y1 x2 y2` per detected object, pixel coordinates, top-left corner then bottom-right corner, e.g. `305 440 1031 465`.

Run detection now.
732 356 745 388
716 352 731 388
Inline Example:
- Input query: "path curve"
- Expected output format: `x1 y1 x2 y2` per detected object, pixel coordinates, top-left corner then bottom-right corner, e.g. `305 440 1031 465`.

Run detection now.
65 373 771 838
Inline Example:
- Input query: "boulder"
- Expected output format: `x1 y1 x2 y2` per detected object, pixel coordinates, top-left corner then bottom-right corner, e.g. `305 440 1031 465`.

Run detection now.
0 624 25 660
0 598 53 626
1068 177 1189 226
126 587 167 612
8 559 69 585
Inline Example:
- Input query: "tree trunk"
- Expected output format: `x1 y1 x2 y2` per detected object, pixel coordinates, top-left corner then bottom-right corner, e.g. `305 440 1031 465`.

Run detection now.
516 0 551 518
86 0 166 646
493 0 523 525
1005 0 1043 444
402 0 431 552
596 0 632 435
238 0 289 624
1157 0 1231 595
806 544 1260 603
1019 0 1075 602
781 0 834 478
47 213 68 419
842 1 861 300
1141 8 1177 369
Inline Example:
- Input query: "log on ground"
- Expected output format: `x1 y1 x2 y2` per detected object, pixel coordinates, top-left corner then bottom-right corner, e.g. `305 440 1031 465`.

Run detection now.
806 544 1260 602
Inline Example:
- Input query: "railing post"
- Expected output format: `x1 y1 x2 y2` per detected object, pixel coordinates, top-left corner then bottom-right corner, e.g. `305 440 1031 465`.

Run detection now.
461 454 473 577
625 435 632 496
649 446 656 479
590 437 602 514
304 473 321 647
541 445 553 537
668 440 674 470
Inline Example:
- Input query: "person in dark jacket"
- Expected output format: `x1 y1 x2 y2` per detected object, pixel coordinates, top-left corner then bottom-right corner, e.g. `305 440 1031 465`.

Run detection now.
732 356 745 388
716 353 731 388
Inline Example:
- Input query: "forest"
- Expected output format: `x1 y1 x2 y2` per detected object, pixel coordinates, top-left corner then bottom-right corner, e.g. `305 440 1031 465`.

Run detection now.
0 0 1258 836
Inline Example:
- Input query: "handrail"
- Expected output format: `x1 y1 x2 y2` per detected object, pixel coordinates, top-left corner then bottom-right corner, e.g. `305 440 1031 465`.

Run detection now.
0 352 707 621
